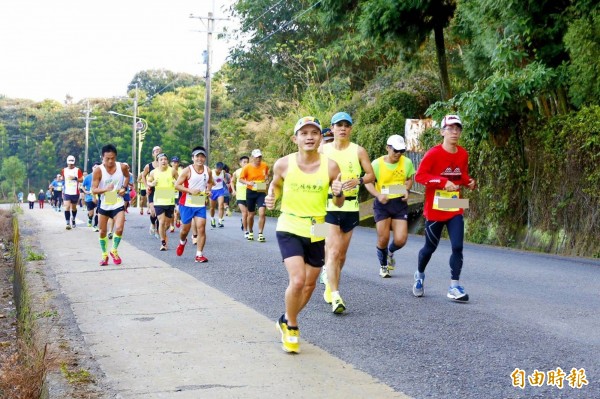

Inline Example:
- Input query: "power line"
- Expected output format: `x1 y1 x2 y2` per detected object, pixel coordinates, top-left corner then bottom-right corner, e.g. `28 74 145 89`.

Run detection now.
244 0 286 30
253 0 321 46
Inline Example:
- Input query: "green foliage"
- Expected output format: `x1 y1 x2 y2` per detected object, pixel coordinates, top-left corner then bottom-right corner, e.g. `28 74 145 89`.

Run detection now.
128 70 203 98
563 9 600 107
0 156 26 198
60 363 94 384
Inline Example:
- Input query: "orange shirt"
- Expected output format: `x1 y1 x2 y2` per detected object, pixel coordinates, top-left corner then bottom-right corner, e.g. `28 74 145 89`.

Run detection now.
240 161 269 190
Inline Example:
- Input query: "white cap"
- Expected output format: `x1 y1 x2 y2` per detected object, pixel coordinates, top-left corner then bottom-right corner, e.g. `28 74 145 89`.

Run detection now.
387 135 406 151
66 155 75 164
251 149 262 158
441 114 462 129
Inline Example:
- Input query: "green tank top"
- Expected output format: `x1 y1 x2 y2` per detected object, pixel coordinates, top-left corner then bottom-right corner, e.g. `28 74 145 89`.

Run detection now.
276 153 329 239
152 168 175 206
323 142 360 212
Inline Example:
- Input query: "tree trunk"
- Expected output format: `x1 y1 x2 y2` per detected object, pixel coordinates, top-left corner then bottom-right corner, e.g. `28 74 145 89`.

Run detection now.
434 24 452 100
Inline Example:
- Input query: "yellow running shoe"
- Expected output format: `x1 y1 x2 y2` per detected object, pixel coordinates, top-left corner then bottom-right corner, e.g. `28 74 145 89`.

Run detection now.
283 327 300 353
332 295 346 314
323 282 332 304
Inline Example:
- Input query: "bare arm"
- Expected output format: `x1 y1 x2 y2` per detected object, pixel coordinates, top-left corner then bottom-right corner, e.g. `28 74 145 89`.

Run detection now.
328 159 344 208
265 157 287 210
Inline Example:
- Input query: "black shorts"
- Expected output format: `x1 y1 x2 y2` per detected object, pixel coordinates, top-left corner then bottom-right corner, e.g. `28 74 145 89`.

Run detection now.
98 206 124 219
373 197 409 223
236 199 247 207
85 201 97 211
246 189 266 213
155 205 175 218
140 189 147 197
325 211 360 233
276 231 325 268
148 190 155 203
63 193 79 203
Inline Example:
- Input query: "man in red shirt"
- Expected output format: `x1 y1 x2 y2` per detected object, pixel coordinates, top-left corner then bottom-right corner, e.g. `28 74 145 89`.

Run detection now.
413 115 476 302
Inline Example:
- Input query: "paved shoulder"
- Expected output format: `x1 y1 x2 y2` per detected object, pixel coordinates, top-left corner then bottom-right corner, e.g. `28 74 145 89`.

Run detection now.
29 209 411 398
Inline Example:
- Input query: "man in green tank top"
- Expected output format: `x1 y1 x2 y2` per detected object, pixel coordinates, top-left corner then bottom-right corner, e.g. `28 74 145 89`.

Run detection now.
321 112 375 314
266 116 344 354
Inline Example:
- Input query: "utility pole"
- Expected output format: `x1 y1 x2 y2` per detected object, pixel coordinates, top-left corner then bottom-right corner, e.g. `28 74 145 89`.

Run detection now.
190 9 229 162
79 100 97 173
132 84 138 181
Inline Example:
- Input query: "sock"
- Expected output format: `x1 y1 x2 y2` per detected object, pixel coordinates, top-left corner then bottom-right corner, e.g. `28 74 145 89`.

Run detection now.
331 290 340 299
417 272 425 279
180 239 186 245
94 214 98 226
196 250 203 257
71 210 77 220
150 215 157 227
99 236 108 254
219 218 223 223
451 280 460 288
389 242 402 253
161 240 166 246
64 210 71 223
112 234 122 249
376 246 388 266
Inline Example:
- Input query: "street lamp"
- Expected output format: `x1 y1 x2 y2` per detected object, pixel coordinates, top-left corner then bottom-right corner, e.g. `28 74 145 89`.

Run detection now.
107 111 148 181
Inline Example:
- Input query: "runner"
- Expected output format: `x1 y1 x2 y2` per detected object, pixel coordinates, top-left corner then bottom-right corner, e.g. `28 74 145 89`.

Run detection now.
122 164 134 214
231 155 249 238
239 149 270 242
322 111 375 313
364 135 415 278
137 174 147 215
223 164 232 217
412 115 476 302
170 156 183 231
50 174 64 212
209 161 227 228
141 145 162 237
266 116 344 353
175 146 214 263
81 163 100 228
146 153 178 251
91 144 130 266
61 155 84 230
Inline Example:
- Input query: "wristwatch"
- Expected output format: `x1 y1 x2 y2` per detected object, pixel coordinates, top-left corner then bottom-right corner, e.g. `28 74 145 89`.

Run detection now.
358 177 364 185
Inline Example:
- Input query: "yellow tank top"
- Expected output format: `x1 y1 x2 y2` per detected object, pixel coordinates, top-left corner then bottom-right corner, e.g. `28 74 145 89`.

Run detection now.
276 154 329 239
153 168 175 206
323 142 360 212
375 156 406 199
234 168 246 201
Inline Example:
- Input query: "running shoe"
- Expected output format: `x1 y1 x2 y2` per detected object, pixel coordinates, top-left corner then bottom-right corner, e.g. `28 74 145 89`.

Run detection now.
323 283 332 304
109 249 122 265
140 209 144 215
93 226 99 232
99 255 109 266
66 224 71 230
160 244 167 251
195 255 208 263
218 222 224 228
87 220 92 227
413 272 424 297
71 220 76 228
192 235 198 245
210 219 216 228
169 225 175 233
319 269 327 285
176 239 187 256
276 314 288 339
387 252 395 270
257 233 266 242
279 323 300 354
332 295 346 314
244 232 249 239
447 285 469 302
247 232 254 241
379 266 391 278
149 226 155 236
175 220 181 228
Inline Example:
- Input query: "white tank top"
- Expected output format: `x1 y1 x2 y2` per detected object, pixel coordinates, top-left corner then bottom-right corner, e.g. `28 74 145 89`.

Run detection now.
63 167 81 195
212 169 224 190
99 162 125 211
180 165 209 208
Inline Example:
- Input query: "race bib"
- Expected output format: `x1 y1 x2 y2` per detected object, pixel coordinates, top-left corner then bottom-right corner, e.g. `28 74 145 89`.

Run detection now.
65 179 78 191
255 182 267 192
155 188 174 203
187 194 206 206
104 190 118 205
381 184 407 195
310 217 328 241
433 190 467 211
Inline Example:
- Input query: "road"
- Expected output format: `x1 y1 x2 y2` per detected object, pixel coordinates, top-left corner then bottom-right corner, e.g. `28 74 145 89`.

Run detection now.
118 209 599 399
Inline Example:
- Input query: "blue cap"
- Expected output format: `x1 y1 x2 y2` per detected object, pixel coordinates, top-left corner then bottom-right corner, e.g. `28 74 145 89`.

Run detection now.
331 112 353 125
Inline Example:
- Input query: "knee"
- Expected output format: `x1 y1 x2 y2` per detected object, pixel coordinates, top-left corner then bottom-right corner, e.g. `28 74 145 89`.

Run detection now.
289 276 305 293
394 236 408 248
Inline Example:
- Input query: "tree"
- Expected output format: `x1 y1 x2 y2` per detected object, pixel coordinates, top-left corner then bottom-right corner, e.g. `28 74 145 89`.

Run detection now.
128 70 204 98
0 156 26 199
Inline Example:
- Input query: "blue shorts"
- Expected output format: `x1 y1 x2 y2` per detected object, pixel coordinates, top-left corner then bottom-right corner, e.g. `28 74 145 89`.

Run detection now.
179 205 206 224
373 197 408 222
210 187 227 201
325 211 359 233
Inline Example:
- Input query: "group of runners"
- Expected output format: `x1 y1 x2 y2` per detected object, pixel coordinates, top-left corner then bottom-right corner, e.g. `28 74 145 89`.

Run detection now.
41 111 475 355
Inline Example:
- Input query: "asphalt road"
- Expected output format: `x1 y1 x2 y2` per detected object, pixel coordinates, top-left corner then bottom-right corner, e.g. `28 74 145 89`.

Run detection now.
123 209 599 399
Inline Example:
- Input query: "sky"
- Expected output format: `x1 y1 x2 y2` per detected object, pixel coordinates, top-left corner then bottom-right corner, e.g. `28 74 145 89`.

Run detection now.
0 0 238 103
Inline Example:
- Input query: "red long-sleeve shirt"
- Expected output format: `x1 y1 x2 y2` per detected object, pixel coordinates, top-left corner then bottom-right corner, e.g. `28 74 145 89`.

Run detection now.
415 144 472 222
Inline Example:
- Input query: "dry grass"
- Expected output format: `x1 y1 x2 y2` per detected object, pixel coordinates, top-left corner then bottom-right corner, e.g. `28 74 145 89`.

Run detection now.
0 343 54 399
